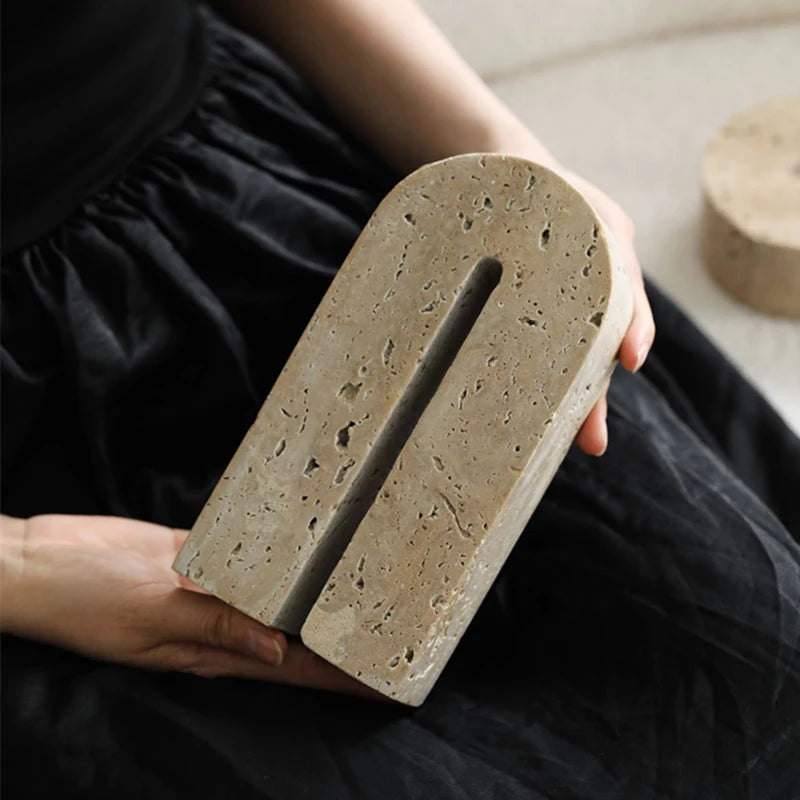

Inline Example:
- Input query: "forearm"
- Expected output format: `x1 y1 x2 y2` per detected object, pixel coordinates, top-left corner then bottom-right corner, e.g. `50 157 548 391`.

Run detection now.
210 0 557 173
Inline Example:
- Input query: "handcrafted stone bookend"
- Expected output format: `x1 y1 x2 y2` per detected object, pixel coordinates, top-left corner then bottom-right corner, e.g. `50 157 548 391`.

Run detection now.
174 154 633 705
701 96 800 317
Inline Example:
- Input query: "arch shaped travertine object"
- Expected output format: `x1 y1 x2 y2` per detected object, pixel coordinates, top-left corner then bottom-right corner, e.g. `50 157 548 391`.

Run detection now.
173 154 633 705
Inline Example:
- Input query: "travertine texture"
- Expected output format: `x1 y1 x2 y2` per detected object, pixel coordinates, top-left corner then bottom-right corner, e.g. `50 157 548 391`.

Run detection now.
174 154 632 704
701 96 800 317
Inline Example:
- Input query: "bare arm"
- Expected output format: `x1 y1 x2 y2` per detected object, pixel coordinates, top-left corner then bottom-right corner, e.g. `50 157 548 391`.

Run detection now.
212 0 554 173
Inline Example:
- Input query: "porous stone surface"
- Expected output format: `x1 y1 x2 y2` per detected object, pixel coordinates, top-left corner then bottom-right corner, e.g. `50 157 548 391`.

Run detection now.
174 154 632 704
701 96 800 317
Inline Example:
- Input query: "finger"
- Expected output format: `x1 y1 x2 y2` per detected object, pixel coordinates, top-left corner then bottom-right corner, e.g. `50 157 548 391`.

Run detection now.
140 641 392 702
575 389 608 456
617 255 655 374
153 588 287 667
137 641 288 679
270 641 394 702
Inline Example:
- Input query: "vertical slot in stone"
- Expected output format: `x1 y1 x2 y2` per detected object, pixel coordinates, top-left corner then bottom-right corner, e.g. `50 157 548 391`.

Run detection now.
279 257 503 630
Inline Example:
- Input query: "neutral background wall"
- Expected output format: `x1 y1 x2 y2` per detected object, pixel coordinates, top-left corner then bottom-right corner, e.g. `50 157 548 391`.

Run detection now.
420 0 800 433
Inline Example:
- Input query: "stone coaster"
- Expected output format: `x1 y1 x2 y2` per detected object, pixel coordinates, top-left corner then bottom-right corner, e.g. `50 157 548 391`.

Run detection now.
173 154 632 705
701 96 800 317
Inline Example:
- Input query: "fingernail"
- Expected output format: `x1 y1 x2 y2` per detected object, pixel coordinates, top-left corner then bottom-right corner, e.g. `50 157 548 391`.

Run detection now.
634 343 649 372
248 629 284 666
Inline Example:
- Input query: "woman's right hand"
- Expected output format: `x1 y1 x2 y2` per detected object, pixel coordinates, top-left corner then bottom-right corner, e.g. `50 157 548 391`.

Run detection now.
0 513 384 700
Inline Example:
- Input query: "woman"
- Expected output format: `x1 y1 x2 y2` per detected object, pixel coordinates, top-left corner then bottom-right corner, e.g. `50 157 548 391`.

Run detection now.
2 1 798 797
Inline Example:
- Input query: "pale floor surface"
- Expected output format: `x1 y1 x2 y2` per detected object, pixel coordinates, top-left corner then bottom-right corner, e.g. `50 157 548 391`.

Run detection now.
421 0 800 434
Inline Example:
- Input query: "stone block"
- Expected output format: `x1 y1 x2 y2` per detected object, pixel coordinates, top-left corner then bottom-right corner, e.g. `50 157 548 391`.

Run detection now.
701 96 800 317
173 153 632 705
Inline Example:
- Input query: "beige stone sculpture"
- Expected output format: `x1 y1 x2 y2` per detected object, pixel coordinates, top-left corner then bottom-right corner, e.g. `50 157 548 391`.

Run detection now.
701 96 800 317
173 154 633 705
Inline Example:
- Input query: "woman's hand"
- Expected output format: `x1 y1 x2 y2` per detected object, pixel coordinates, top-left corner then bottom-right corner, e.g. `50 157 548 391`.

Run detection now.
557 168 656 455
0 514 383 699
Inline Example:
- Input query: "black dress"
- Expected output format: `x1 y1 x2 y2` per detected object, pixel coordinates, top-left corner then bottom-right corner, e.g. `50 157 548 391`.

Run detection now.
2 5 799 799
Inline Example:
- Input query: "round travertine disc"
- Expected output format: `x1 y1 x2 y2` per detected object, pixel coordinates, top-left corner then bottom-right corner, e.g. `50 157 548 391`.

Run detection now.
701 96 800 317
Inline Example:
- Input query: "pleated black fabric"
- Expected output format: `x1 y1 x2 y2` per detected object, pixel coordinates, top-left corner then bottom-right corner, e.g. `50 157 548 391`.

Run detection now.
2 10 799 800
1 0 209 256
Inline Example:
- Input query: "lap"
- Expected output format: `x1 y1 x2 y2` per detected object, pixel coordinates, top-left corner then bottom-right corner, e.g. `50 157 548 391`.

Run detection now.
4 322 799 798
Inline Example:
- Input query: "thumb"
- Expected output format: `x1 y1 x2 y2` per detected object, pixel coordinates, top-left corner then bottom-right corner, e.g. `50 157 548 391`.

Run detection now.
157 588 286 667
576 384 609 456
